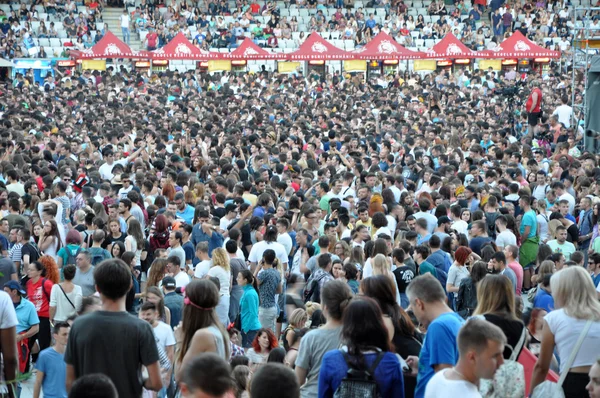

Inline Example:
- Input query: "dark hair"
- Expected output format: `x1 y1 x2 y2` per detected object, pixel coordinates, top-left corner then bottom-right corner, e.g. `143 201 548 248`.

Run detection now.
267 347 286 363
93 259 132 300
361 275 416 337
262 249 276 264
52 321 70 335
250 363 300 398
230 355 250 370
69 373 118 398
31 261 47 277
320 280 353 321
342 297 391 358
63 264 76 280
181 353 235 396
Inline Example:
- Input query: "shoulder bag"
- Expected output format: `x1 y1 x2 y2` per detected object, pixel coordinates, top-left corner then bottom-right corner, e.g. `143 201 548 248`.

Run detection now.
531 319 593 398
479 324 527 398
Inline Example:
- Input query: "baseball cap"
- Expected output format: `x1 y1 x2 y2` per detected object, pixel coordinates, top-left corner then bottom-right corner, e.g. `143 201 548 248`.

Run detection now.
162 276 176 290
4 281 25 295
437 216 452 226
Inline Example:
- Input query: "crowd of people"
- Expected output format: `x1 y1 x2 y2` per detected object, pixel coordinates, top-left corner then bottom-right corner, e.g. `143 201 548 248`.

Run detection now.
0 0 589 61
0 1 600 398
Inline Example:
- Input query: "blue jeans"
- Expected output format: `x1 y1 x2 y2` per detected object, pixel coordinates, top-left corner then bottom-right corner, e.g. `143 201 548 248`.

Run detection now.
122 27 130 44
400 293 409 309
242 329 259 348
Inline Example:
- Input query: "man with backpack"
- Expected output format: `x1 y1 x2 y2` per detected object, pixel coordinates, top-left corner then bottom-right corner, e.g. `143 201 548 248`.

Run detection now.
303 253 334 304
425 318 506 397
406 274 464 398
88 230 111 266
72 250 96 297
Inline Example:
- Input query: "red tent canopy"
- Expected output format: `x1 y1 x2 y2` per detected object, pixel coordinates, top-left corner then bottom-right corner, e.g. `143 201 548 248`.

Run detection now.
151 32 218 59
424 33 480 59
479 31 561 59
353 32 425 60
71 31 143 59
227 38 281 59
287 32 353 60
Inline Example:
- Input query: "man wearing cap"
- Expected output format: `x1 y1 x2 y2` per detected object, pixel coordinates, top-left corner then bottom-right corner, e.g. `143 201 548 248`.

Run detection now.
4 280 39 372
161 276 182 329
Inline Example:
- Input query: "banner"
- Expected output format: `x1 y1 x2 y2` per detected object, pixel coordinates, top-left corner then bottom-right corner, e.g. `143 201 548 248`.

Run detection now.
414 60 436 71
81 60 106 70
208 60 231 72
344 60 367 72
278 61 301 73
478 59 502 71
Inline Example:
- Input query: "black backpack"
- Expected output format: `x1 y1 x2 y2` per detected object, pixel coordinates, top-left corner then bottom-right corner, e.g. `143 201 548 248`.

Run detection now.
334 351 385 398
65 247 82 265
303 273 328 303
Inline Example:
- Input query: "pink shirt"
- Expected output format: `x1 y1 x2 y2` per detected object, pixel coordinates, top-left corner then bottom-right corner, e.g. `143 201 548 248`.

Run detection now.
507 260 523 296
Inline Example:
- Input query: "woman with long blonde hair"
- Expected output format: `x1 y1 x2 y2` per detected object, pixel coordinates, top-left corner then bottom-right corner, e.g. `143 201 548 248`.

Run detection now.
208 248 231 326
473 275 526 360
371 254 402 306
531 267 600 397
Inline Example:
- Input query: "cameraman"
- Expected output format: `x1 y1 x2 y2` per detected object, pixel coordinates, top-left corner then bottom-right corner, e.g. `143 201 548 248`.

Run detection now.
526 79 543 139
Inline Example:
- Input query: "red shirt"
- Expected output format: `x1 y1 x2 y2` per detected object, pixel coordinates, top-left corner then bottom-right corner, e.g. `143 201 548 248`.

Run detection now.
250 3 260 13
526 87 542 113
26 278 53 318
147 32 158 48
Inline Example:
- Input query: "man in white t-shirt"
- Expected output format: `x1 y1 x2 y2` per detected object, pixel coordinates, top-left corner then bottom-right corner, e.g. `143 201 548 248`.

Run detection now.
139 301 176 363
425 318 506 398
167 256 190 288
552 95 573 128
276 218 293 257
194 242 212 279
120 9 131 44
248 226 289 273
495 215 517 249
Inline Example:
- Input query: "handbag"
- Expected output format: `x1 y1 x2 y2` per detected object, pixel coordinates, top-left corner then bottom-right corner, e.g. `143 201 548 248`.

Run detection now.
479 325 527 398
531 319 593 398
57 284 76 310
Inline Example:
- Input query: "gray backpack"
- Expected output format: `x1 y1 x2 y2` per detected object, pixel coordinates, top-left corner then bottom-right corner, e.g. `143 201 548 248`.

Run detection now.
334 351 385 398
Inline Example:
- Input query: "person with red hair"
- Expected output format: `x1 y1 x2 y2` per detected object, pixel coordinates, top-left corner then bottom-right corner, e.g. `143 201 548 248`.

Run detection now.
150 214 171 254
246 328 278 368
37 255 60 284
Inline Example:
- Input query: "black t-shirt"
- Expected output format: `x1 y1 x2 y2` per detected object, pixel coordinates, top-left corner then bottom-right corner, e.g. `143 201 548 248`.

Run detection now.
567 223 579 243
65 311 159 398
393 266 415 294
483 313 525 359
21 242 40 264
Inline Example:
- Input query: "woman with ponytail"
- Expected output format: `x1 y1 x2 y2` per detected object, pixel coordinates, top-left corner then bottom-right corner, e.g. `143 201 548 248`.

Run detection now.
237 269 261 348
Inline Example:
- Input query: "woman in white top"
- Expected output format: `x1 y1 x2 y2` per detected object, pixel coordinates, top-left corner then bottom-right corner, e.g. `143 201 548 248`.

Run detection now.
208 248 231 327
174 279 230 382
38 219 62 258
446 247 475 305
38 200 65 247
49 264 82 323
531 267 600 397
125 219 145 268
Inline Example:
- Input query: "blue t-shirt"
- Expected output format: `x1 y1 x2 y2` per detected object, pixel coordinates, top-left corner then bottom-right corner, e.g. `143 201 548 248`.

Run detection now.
176 205 195 224
36 347 67 398
533 288 554 313
520 210 538 239
415 312 464 398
